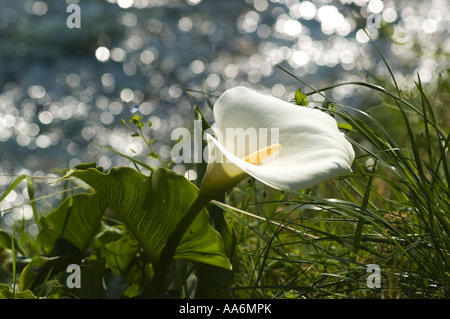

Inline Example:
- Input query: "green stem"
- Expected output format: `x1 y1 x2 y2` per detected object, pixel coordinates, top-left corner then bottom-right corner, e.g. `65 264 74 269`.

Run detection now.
151 193 211 292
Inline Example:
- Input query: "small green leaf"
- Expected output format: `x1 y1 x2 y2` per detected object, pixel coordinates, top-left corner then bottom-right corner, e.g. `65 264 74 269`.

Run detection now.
130 114 144 129
338 122 353 131
147 151 158 159
323 102 337 111
19 255 81 292
0 230 12 249
294 88 309 106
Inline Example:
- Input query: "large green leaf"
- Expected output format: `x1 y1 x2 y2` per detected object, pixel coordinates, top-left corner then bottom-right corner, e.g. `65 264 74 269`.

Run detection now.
65 166 231 270
38 192 108 254
0 284 36 299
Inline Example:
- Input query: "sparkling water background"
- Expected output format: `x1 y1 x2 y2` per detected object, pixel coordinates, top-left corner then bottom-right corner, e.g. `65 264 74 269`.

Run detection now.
0 0 449 229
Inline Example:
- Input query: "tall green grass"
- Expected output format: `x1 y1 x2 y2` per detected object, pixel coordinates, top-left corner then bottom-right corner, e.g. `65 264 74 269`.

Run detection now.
214 65 449 298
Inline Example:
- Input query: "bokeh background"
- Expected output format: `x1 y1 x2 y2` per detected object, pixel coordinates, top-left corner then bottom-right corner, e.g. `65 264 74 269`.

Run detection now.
0 0 449 229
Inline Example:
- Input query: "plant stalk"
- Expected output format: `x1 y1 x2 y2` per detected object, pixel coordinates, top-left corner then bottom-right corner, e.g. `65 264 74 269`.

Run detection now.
151 192 211 293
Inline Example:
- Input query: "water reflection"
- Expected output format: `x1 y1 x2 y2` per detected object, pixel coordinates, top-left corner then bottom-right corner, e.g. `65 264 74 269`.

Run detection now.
0 0 449 224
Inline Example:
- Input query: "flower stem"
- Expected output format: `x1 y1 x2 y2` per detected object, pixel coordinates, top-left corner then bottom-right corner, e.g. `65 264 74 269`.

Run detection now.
151 193 211 293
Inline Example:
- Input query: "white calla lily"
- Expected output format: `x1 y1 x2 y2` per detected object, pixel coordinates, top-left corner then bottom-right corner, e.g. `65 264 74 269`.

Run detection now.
199 86 355 198
154 86 355 289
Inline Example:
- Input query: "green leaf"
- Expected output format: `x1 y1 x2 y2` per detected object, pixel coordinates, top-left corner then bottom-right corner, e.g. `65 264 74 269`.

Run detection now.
65 166 231 270
103 237 139 276
195 209 237 298
38 192 108 253
74 259 107 299
0 284 36 299
0 230 12 249
338 122 353 131
19 255 81 292
0 175 27 203
130 114 144 129
294 88 309 106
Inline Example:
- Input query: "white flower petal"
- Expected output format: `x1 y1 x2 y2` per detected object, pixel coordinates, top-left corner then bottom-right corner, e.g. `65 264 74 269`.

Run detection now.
199 86 355 196
207 132 351 192
199 133 248 197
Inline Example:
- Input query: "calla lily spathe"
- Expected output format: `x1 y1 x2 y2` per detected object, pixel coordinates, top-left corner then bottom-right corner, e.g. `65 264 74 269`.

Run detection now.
199 86 355 198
